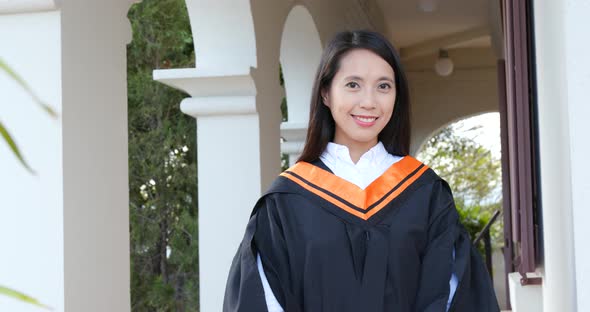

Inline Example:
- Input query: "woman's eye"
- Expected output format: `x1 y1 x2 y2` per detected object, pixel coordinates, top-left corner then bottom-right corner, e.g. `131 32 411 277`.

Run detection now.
378 83 392 90
345 81 360 88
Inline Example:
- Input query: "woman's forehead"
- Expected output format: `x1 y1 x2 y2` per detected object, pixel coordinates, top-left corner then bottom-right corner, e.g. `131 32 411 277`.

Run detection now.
336 49 395 79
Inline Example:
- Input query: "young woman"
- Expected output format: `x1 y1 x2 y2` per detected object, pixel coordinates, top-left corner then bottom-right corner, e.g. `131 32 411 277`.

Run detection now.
223 30 499 312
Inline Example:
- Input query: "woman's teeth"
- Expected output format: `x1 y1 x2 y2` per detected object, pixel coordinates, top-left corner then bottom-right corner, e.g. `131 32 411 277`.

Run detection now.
353 116 377 122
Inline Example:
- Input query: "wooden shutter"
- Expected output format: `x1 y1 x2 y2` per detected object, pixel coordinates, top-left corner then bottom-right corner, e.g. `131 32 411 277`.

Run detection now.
500 0 541 285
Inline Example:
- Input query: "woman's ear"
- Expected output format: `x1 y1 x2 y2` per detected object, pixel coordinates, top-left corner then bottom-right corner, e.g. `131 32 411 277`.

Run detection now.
321 90 330 107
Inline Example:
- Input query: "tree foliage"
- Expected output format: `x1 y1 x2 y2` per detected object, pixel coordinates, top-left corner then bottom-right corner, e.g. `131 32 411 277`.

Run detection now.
127 0 198 310
417 121 503 249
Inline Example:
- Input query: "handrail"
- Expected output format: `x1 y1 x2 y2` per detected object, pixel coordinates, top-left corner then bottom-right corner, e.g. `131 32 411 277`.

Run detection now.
473 210 501 280
474 210 501 245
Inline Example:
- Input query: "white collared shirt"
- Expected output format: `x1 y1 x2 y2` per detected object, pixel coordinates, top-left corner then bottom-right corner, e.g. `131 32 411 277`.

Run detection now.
257 141 458 311
319 141 403 189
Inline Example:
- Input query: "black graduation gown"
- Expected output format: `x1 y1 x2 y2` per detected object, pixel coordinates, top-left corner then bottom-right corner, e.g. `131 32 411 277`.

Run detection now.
223 156 500 312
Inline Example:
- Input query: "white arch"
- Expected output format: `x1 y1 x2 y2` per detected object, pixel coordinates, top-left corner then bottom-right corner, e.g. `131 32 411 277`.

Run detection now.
414 111 500 156
408 68 500 155
280 5 322 123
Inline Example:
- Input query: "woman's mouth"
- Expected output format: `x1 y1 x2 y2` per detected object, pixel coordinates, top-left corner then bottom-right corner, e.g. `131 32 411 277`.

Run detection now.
352 115 378 127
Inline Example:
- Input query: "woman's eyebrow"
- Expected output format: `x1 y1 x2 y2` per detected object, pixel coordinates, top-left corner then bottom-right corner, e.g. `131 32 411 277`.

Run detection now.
343 75 363 81
343 75 394 83
378 76 395 83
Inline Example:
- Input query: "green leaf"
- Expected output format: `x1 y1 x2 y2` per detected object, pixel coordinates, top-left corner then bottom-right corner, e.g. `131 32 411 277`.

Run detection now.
0 285 52 310
0 120 35 175
0 58 58 119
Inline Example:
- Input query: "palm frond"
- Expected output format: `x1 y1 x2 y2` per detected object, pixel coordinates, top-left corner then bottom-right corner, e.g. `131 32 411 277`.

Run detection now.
0 285 52 310
0 120 35 174
0 58 58 118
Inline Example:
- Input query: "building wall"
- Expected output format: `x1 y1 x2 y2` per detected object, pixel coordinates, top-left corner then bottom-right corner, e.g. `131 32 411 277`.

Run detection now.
3 1 588 312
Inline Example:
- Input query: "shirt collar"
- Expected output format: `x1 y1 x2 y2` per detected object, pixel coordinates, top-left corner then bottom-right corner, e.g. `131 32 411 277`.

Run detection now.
323 141 389 167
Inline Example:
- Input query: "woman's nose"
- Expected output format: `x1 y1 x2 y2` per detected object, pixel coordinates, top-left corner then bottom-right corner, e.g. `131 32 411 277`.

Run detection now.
358 91 377 109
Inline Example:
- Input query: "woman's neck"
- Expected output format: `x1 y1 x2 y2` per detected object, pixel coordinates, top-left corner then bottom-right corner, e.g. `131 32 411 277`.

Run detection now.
332 137 379 164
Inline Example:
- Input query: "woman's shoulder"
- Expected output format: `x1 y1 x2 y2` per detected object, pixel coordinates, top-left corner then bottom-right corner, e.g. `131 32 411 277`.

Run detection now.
390 156 455 209
385 154 444 185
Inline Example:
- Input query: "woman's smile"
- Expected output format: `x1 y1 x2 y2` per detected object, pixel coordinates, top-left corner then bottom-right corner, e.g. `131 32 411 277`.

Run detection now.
351 114 379 127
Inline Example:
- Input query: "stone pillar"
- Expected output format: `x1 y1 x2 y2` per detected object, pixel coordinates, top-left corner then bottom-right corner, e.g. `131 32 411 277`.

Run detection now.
0 0 133 311
563 1 590 309
154 69 263 312
533 0 587 311
280 122 307 166
153 1 290 310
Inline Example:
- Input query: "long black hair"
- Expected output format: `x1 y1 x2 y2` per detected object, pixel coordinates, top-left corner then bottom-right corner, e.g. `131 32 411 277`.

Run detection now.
297 30 411 163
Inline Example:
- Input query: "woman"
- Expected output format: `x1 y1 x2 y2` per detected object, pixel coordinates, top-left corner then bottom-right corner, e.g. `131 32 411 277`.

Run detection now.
223 30 499 312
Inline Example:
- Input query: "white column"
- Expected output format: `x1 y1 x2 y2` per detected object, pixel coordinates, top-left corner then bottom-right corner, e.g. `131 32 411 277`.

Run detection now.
155 1 288 310
0 7 64 312
561 1 590 311
154 69 262 312
280 122 307 166
533 0 585 311
0 1 133 311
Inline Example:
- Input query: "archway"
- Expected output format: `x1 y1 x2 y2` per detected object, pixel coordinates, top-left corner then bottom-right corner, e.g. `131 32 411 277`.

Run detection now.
416 112 506 308
279 5 323 165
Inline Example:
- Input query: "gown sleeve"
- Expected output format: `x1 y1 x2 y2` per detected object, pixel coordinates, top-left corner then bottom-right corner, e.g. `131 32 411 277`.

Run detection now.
223 195 295 312
414 180 500 312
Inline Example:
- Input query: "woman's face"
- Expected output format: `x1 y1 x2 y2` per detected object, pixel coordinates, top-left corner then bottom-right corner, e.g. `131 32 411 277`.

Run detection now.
323 48 396 149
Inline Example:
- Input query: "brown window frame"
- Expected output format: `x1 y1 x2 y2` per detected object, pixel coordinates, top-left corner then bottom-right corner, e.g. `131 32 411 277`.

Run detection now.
500 0 542 288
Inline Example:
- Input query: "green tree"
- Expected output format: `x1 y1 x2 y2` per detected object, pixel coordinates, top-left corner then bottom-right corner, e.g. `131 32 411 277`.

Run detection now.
417 122 503 249
127 0 198 310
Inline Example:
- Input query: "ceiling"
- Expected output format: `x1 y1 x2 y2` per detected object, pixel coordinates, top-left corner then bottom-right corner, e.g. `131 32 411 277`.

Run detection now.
375 0 495 49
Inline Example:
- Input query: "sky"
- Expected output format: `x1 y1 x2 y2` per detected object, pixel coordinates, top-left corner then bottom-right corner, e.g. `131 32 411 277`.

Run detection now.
454 112 501 159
